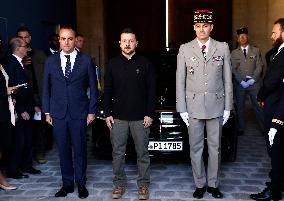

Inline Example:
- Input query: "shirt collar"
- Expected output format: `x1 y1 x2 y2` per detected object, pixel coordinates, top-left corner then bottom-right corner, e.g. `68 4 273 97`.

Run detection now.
60 49 77 58
241 45 249 52
50 48 58 54
12 54 23 66
277 43 284 53
197 37 211 51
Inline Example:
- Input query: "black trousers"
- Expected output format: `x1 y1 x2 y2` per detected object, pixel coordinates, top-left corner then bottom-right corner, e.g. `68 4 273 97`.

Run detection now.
8 118 33 173
264 113 284 191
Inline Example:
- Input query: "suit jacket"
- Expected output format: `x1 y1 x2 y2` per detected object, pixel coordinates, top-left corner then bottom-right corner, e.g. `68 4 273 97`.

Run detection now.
176 38 233 119
42 51 98 119
6 56 35 115
29 48 47 105
231 45 263 84
0 70 10 122
257 48 284 127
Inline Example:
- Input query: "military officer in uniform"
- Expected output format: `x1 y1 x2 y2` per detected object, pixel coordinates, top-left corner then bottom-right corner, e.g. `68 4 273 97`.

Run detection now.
176 10 233 199
250 18 284 201
231 27 265 135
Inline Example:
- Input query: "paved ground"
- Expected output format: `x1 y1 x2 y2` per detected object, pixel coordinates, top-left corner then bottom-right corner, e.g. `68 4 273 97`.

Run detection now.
0 108 283 201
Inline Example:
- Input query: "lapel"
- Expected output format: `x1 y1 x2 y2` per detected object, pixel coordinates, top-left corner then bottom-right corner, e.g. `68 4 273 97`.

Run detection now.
69 51 82 81
192 39 204 60
54 54 65 80
206 39 217 62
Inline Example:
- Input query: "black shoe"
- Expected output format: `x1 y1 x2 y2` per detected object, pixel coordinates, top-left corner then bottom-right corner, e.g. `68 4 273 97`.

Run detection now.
78 185 89 199
193 187 206 199
6 171 29 179
55 186 74 197
207 187 223 198
250 187 282 201
22 167 41 174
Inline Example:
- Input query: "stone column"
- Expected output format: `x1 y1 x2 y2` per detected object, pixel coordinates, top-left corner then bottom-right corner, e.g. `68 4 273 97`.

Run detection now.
76 0 106 70
233 0 284 56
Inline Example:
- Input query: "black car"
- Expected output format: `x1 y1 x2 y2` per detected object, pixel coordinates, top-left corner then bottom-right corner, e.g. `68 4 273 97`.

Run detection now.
92 50 237 162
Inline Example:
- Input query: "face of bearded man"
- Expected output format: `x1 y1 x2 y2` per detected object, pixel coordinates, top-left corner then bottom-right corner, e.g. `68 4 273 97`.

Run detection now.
119 33 138 57
271 23 283 47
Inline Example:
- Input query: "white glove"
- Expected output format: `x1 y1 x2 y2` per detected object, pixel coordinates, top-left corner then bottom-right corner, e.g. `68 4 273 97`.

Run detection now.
268 128 277 146
240 81 249 88
246 79 255 86
222 110 230 125
180 112 189 127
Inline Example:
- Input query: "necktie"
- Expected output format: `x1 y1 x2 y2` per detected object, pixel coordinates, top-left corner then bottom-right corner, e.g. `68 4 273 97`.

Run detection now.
243 49 247 57
64 55 71 78
201 45 206 59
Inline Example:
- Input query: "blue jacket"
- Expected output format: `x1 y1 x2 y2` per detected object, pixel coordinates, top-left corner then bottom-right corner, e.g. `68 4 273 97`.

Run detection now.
42 51 98 119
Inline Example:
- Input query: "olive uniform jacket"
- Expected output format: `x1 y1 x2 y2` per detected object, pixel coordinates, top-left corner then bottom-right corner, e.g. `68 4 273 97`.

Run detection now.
176 38 233 119
231 45 263 85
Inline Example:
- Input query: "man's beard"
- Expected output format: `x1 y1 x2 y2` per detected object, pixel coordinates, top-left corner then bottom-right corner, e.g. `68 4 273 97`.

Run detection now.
122 47 135 55
273 35 283 47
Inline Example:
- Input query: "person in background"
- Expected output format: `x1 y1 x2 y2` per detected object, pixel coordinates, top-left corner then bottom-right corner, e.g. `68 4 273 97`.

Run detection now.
104 28 156 200
5 37 41 179
231 27 265 136
75 33 85 52
0 63 17 190
176 10 233 199
45 33 60 56
17 26 47 164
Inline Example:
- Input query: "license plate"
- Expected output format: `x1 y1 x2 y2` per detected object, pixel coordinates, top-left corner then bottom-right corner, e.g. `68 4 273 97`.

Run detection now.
148 141 183 151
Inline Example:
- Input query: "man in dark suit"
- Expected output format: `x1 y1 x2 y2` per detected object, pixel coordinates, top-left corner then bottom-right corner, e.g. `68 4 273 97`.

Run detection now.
17 26 48 164
250 18 284 201
5 37 41 179
42 26 98 199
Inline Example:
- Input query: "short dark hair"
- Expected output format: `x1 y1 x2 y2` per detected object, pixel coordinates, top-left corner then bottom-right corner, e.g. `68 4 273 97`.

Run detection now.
59 25 77 35
120 27 137 40
274 18 284 31
16 26 31 35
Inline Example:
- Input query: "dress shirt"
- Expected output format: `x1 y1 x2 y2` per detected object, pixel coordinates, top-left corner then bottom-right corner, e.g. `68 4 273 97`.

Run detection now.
197 37 211 54
276 43 284 55
241 45 249 56
49 48 58 55
60 49 77 76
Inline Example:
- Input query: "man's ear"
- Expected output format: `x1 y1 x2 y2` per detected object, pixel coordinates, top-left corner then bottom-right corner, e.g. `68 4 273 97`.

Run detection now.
193 25 196 31
210 24 214 31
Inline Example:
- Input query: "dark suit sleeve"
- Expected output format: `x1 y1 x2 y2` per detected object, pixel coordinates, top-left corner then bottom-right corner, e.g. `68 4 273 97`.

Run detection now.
257 62 284 102
87 58 98 114
42 58 51 113
270 81 284 130
0 72 8 97
252 48 264 81
146 61 156 118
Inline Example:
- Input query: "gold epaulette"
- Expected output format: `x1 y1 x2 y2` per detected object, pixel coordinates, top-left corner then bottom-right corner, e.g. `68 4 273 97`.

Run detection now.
272 118 284 126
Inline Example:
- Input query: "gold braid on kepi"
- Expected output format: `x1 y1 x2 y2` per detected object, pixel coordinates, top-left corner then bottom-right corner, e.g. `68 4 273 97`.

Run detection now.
272 118 284 126
193 10 213 23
